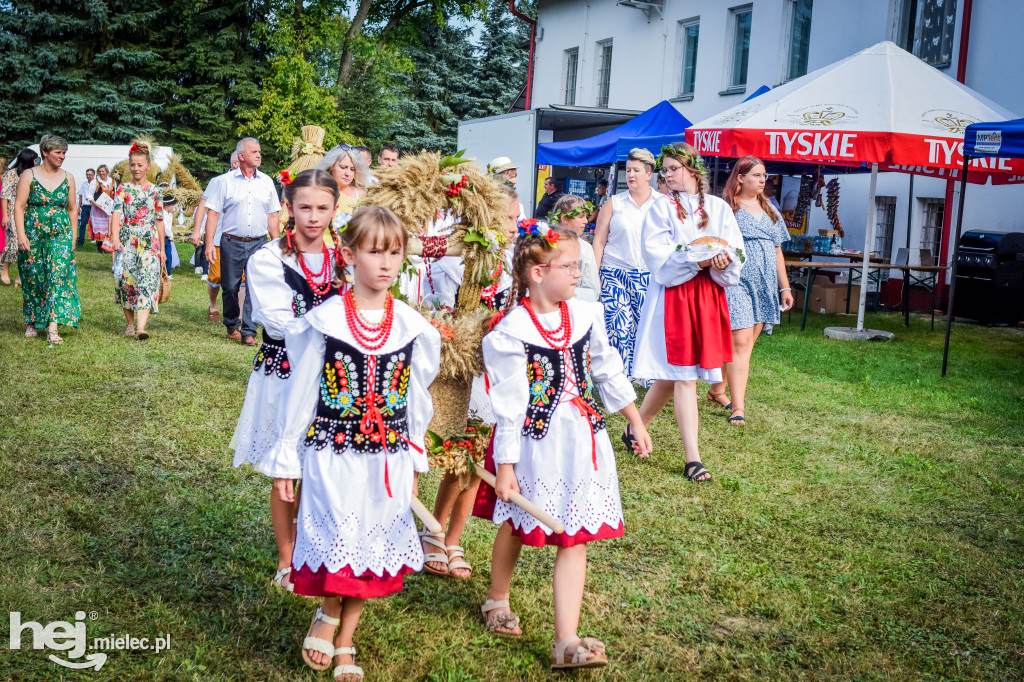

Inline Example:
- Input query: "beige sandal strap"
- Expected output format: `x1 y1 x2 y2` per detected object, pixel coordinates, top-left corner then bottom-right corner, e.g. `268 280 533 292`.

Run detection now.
446 545 465 558
333 646 356 655
314 606 341 627
448 559 472 572
333 664 363 678
481 599 519 631
553 636 606 664
303 636 335 657
481 599 509 614
419 530 447 551
423 552 449 564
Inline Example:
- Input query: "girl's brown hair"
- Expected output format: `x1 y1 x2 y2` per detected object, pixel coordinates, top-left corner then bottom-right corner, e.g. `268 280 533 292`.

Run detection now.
551 193 585 222
336 205 407 281
508 225 579 307
662 142 710 229
722 155 776 218
280 169 340 257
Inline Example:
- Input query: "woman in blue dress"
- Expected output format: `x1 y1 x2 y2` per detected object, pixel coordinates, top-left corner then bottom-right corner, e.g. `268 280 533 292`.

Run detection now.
707 156 794 425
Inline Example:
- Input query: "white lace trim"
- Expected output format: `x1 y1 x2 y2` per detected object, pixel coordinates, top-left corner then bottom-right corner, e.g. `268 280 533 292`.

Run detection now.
492 474 624 537
292 510 424 577
232 371 291 474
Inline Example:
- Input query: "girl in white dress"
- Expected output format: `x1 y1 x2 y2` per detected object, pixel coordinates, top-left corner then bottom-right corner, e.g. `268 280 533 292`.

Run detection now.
472 224 652 670
269 206 441 681
631 143 744 483
420 185 520 581
232 169 342 593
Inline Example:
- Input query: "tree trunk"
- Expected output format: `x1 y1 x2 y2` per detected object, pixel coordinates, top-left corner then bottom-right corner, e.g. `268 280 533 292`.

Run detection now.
336 0 374 89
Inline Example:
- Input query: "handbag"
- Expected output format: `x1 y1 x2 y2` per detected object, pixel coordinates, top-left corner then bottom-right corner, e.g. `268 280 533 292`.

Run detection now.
158 268 172 304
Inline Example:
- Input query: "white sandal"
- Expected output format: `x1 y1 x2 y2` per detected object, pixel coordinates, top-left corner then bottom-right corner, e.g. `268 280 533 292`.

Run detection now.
272 567 294 592
481 599 521 637
446 545 472 579
418 529 448 576
124 324 135 337
551 636 607 670
301 606 340 671
332 646 363 681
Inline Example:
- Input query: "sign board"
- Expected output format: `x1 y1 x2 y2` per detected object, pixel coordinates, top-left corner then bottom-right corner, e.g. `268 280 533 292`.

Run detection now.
973 130 1002 155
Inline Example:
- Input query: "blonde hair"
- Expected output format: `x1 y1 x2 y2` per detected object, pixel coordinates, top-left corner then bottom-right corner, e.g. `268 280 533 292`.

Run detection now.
552 194 585 222
336 205 407 280
508 225 578 306
318 144 371 188
627 148 656 173
40 134 68 154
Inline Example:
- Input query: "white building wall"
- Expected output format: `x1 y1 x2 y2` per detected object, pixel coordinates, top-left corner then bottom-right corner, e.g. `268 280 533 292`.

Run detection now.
530 0 1024 263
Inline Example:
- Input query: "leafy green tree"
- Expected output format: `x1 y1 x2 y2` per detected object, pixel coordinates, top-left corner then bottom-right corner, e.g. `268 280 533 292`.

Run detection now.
471 0 532 118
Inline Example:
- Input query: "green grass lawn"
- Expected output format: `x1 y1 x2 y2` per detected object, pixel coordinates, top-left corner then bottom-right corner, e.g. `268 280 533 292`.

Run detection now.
1 246 1022 681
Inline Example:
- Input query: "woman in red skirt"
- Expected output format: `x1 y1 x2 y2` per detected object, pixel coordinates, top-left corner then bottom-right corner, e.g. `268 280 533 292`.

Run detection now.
630 143 744 482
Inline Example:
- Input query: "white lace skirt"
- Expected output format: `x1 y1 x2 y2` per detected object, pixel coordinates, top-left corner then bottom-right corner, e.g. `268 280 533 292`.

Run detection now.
232 369 288 476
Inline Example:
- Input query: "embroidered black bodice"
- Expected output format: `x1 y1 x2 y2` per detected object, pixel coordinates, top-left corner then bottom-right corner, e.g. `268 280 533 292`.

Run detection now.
253 261 339 379
521 328 606 439
305 336 415 455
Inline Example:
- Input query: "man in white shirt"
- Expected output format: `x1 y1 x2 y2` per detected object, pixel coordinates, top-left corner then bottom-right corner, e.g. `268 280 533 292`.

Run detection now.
204 138 281 345
76 168 96 248
191 152 239 322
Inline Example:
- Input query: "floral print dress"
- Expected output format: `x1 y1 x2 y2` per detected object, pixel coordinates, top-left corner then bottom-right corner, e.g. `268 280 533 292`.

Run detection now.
113 182 163 312
18 172 81 328
1 169 20 264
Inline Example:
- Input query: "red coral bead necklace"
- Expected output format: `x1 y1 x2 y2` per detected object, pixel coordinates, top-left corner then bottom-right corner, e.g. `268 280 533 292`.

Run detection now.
297 241 332 296
344 288 395 350
523 297 571 350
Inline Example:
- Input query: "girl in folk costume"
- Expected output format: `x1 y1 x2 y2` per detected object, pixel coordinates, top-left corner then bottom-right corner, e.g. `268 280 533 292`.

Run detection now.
232 169 342 593
630 143 744 483
419 184 521 581
270 206 441 681
472 224 652 670
548 194 600 302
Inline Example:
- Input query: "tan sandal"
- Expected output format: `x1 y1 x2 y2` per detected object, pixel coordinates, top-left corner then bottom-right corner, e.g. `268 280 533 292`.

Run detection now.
24 326 37 338
706 390 732 409
46 330 63 345
301 606 340 671
419 529 448 576
481 599 521 637
551 636 607 670
124 324 135 337
446 545 472 579
332 646 363 681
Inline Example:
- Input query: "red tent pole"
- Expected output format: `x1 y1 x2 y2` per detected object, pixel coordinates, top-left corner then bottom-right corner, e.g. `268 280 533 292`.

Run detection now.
509 0 537 110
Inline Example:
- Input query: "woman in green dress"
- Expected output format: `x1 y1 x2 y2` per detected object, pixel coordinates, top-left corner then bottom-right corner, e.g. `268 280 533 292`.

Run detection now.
110 141 165 340
13 134 81 344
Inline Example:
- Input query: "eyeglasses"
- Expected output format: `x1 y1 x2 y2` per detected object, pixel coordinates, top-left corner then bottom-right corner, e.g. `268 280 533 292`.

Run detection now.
540 260 583 275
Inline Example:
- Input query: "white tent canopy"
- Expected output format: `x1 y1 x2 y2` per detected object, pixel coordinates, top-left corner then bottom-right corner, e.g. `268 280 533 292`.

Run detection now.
686 40 1020 331
26 144 175 187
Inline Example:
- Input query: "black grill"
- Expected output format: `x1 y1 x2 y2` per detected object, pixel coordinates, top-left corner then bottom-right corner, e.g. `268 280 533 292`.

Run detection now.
953 231 1024 324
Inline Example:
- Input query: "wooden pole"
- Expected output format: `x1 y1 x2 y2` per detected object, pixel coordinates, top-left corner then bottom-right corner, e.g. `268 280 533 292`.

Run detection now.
411 497 443 534
474 463 566 534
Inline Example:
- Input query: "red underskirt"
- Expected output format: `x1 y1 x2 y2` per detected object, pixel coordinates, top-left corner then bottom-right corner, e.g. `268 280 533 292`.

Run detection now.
472 437 624 548
664 269 732 368
291 563 413 599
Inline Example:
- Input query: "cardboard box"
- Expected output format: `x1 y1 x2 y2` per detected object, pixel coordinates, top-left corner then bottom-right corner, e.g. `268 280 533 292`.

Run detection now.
793 282 860 314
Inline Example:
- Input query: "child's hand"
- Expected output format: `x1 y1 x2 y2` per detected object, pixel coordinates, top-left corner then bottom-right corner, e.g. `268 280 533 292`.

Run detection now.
629 421 653 458
274 477 295 503
495 464 520 502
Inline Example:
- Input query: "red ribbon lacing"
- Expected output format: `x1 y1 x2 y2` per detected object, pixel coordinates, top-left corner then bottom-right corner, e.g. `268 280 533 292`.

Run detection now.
421 235 449 296
358 356 424 497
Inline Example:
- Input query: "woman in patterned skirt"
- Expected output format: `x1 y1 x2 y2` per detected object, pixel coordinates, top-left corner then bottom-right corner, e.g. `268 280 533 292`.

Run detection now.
110 141 165 340
2 148 39 286
706 156 794 425
591 148 660 381
89 164 116 253
13 135 81 344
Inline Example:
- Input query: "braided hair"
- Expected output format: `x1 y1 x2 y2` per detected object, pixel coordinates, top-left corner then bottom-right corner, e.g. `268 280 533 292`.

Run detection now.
660 142 710 230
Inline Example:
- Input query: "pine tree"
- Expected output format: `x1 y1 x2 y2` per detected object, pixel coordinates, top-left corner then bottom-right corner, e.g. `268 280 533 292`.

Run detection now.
0 0 164 155
471 0 531 118
386 17 485 154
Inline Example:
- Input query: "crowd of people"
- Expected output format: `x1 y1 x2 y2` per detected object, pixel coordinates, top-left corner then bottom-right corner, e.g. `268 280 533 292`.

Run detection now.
2 131 792 678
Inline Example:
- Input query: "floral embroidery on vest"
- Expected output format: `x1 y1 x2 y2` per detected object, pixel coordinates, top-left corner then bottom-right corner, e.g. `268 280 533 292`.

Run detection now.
521 328 606 439
305 336 415 454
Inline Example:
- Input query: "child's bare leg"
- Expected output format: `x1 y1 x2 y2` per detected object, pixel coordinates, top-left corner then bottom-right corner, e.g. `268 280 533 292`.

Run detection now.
305 596 342 668
333 597 366 681
445 478 482 578
553 545 588 642
424 472 461 573
485 523 523 635
637 379 674 426
270 487 295 586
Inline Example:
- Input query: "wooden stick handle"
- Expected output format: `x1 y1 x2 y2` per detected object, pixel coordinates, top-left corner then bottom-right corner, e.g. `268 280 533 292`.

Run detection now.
411 497 442 534
474 463 566 534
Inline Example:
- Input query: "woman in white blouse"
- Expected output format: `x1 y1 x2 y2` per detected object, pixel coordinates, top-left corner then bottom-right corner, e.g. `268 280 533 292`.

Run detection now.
592 148 659 381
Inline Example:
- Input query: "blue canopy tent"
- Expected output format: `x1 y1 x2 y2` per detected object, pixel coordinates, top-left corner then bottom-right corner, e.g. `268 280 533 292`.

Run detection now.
942 118 1024 375
536 100 692 166
614 87 769 162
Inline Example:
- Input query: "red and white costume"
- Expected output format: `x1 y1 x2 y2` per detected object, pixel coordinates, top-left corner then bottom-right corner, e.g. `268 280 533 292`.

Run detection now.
267 296 441 597
473 299 636 547
633 192 744 383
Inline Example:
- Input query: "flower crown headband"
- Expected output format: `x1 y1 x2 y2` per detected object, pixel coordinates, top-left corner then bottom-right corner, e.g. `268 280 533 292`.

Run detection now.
657 145 706 176
547 200 594 225
517 219 560 249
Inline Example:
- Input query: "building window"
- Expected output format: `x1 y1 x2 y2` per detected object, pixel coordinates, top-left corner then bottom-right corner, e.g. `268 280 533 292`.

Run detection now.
785 0 813 81
564 48 578 106
728 6 753 89
874 196 896 258
679 19 700 96
596 40 613 108
920 198 944 264
896 0 957 68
